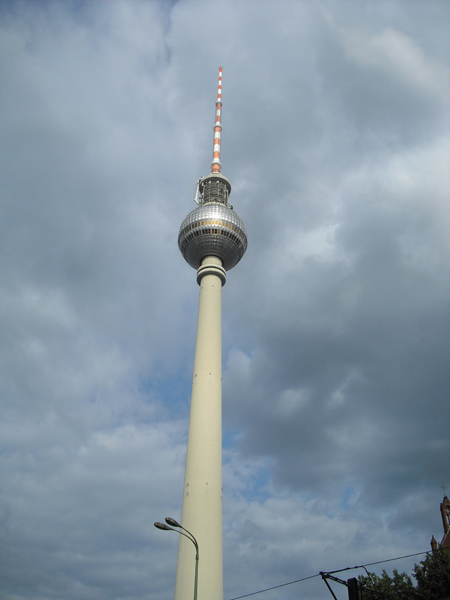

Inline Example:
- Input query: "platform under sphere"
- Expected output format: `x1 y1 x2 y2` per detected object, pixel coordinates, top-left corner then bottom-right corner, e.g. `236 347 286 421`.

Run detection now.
178 203 247 271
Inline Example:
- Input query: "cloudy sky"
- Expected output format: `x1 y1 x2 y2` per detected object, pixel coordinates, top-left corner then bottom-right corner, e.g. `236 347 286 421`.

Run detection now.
0 1 449 599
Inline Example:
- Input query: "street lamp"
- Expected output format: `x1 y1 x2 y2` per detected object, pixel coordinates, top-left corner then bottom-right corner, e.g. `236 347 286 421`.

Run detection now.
154 518 199 600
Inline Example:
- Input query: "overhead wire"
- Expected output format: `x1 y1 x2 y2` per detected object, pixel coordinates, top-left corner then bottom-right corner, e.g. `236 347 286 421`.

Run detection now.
227 573 321 600
326 549 438 574
227 548 436 600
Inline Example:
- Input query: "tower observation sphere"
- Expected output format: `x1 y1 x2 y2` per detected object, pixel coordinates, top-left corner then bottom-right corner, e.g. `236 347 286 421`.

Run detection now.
178 173 247 271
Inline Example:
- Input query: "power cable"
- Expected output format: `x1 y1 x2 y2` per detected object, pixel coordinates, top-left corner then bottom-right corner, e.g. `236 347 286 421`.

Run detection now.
227 548 436 600
227 573 321 600
326 549 435 574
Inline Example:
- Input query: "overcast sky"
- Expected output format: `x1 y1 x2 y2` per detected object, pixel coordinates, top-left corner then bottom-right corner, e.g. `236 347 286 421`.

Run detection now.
0 1 449 599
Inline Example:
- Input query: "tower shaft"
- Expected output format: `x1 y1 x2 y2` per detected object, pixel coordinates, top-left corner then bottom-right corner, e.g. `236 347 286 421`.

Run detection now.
174 256 225 600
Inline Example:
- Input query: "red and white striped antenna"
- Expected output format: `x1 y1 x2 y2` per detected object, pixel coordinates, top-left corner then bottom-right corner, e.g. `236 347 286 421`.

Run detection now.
211 67 223 173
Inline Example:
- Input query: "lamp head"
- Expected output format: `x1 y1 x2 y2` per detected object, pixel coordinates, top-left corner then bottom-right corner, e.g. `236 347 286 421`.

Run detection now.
165 517 182 528
154 522 172 531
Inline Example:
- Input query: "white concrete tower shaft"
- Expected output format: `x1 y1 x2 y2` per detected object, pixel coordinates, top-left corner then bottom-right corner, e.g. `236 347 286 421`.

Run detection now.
175 68 247 600
174 257 225 600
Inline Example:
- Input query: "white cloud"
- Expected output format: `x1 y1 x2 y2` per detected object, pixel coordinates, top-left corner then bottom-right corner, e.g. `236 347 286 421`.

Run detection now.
342 27 450 101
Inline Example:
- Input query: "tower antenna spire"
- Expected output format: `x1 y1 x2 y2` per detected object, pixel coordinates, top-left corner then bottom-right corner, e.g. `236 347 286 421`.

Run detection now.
211 67 223 173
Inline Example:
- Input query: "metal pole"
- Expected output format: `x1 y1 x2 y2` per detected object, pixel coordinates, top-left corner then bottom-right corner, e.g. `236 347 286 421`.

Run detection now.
320 572 339 600
154 521 199 600
193 546 199 600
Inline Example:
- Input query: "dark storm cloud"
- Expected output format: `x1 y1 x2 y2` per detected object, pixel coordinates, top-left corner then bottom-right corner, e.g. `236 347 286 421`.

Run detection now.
0 1 449 599
224 143 449 503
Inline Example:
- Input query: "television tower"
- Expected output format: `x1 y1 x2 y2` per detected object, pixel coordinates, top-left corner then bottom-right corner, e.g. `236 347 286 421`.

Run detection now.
175 67 247 600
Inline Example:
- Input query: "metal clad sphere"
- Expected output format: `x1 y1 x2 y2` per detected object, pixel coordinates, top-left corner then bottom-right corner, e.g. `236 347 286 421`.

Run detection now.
178 203 247 271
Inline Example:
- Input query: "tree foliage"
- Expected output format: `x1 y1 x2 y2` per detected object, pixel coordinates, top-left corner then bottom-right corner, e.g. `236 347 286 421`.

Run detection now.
414 548 450 600
357 549 450 600
357 568 414 599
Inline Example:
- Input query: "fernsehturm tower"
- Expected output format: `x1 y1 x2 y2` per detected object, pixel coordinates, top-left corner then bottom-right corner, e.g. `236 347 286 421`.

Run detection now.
176 68 247 600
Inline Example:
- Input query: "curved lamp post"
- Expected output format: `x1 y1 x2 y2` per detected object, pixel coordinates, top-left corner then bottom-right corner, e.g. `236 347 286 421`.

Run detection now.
154 518 199 600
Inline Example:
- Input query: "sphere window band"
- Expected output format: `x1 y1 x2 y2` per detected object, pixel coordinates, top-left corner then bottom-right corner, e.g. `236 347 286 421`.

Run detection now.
183 220 239 232
181 228 243 245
